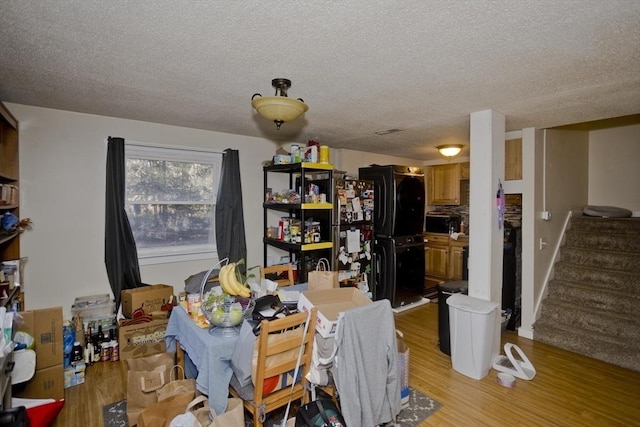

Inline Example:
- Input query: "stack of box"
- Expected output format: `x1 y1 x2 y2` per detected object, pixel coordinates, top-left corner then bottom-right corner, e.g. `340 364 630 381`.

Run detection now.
71 293 117 337
64 360 86 389
14 307 65 400
119 284 174 360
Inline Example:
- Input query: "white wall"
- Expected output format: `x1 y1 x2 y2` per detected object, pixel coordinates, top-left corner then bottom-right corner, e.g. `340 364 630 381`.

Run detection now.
333 148 423 177
533 129 589 320
8 103 422 319
588 124 640 214
9 103 277 318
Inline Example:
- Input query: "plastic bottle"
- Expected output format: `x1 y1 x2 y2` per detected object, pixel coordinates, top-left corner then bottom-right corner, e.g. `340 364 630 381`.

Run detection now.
72 341 82 361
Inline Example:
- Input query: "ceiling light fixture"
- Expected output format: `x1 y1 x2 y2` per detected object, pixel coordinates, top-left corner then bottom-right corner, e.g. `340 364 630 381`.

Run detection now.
437 144 463 157
251 78 308 130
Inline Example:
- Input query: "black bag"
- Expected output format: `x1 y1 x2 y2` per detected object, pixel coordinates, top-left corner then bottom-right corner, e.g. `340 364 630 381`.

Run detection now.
251 295 297 335
295 399 346 427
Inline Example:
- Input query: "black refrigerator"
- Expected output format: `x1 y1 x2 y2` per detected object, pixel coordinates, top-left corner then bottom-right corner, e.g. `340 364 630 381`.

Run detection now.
359 165 425 308
333 179 375 298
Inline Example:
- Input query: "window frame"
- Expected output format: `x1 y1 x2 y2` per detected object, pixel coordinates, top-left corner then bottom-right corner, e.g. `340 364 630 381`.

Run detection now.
124 141 223 266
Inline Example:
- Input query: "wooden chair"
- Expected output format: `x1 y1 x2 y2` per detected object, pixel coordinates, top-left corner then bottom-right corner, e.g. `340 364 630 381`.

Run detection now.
229 308 317 427
260 263 295 287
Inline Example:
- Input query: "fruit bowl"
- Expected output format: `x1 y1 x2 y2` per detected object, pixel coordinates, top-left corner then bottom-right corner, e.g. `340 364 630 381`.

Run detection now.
201 290 255 330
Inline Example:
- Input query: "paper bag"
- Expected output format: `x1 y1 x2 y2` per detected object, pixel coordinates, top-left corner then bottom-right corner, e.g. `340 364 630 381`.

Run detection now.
184 395 245 427
157 365 197 402
138 390 195 427
127 352 175 426
396 330 410 408
307 259 338 291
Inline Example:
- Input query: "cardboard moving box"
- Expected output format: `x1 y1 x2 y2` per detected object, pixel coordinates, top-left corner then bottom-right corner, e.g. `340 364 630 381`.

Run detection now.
297 288 372 338
14 364 64 400
121 284 174 319
18 307 63 370
118 317 169 360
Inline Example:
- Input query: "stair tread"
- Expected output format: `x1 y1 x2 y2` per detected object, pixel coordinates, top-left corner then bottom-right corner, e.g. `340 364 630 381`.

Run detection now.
537 216 640 372
540 298 640 326
535 319 640 346
547 279 640 303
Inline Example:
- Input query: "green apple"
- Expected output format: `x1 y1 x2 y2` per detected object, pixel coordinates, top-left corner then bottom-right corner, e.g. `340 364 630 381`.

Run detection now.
211 309 226 324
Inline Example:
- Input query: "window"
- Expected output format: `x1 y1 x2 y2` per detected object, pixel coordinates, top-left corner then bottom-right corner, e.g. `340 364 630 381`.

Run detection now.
125 142 223 264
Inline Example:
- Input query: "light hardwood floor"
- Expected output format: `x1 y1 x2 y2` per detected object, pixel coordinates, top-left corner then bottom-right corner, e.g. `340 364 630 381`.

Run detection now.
53 302 640 426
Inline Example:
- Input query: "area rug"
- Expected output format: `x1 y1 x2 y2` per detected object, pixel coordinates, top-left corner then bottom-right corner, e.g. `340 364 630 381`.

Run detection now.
103 388 442 427
395 387 443 426
102 399 127 427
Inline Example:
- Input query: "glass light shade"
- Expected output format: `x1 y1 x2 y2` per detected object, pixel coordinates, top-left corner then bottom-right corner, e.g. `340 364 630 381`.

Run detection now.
437 144 463 157
252 96 308 123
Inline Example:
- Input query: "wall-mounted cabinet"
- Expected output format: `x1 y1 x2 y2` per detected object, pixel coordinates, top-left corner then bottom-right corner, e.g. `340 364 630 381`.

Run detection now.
505 138 522 180
427 162 470 206
427 163 460 205
460 162 470 180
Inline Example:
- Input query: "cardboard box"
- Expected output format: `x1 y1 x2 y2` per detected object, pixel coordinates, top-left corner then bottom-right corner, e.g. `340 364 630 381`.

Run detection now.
14 364 64 400
397 330 410 408
64 362 86 388
18 307 63 370
297 288 372 338
118 317 169 360
121 284 174 319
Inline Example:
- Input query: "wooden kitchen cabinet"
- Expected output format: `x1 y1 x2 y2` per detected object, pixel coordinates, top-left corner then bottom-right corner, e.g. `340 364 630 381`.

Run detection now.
427 163 461 205
449 237 468 280
459 162 470 180
425 233 468 281
424 233 449 280
505 138 522 180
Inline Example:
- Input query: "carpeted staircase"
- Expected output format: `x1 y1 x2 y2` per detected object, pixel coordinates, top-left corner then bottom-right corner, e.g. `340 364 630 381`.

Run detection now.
534 215 640 372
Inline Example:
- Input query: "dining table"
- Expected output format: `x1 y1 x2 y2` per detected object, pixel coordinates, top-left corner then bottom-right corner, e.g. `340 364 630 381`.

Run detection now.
164 283 308 415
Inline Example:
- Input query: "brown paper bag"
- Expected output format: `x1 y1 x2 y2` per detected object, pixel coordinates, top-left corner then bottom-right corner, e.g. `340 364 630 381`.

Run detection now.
186 395 245 427
126 352 175 426
137 389 195 427
156 365 197 402
307 258 338 291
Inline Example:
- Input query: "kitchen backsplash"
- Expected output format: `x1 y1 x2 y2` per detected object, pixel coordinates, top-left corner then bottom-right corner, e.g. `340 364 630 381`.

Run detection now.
427 190 523 232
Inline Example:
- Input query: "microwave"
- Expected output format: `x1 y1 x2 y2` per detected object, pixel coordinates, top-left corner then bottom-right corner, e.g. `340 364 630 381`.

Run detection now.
425 214 461 234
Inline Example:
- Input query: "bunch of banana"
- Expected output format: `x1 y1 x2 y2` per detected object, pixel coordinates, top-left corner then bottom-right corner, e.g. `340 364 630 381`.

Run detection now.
218 262 252 298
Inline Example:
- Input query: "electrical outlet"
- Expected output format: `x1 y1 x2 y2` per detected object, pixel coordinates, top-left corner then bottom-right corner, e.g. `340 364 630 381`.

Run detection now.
541 211 551 221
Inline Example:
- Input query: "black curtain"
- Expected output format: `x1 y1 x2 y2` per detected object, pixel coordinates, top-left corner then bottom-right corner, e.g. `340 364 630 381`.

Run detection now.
105 137 142 310
215 149 247 272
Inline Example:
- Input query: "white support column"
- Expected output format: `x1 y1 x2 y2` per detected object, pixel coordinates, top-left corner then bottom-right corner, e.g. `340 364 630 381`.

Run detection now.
469 109 505 357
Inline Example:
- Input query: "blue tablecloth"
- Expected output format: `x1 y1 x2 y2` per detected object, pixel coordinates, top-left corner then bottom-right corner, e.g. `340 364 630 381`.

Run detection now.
164 305 238 415
164 283 308 415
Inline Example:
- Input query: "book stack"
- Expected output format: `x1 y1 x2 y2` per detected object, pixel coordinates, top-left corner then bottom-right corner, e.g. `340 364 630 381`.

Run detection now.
0 184 18 205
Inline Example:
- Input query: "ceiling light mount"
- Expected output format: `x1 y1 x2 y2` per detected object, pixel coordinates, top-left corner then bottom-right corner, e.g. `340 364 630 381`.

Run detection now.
437 144 463 157
252 78 308 130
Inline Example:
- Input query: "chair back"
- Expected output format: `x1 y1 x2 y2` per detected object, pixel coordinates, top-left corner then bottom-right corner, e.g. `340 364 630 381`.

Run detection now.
252 308 317 408
260 263 295 287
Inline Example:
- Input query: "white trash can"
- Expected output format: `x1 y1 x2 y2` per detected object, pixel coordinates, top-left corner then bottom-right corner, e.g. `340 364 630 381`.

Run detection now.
447 293 499 380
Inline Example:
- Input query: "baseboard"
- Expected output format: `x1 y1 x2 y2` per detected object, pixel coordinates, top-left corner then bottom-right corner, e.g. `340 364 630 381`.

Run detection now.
392 298 430 313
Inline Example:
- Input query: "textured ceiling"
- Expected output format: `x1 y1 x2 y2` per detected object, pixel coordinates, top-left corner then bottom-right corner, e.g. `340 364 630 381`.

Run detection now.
0 0 639 160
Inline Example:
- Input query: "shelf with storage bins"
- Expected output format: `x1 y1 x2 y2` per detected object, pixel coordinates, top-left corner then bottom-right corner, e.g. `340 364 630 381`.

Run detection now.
263 162 334 283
